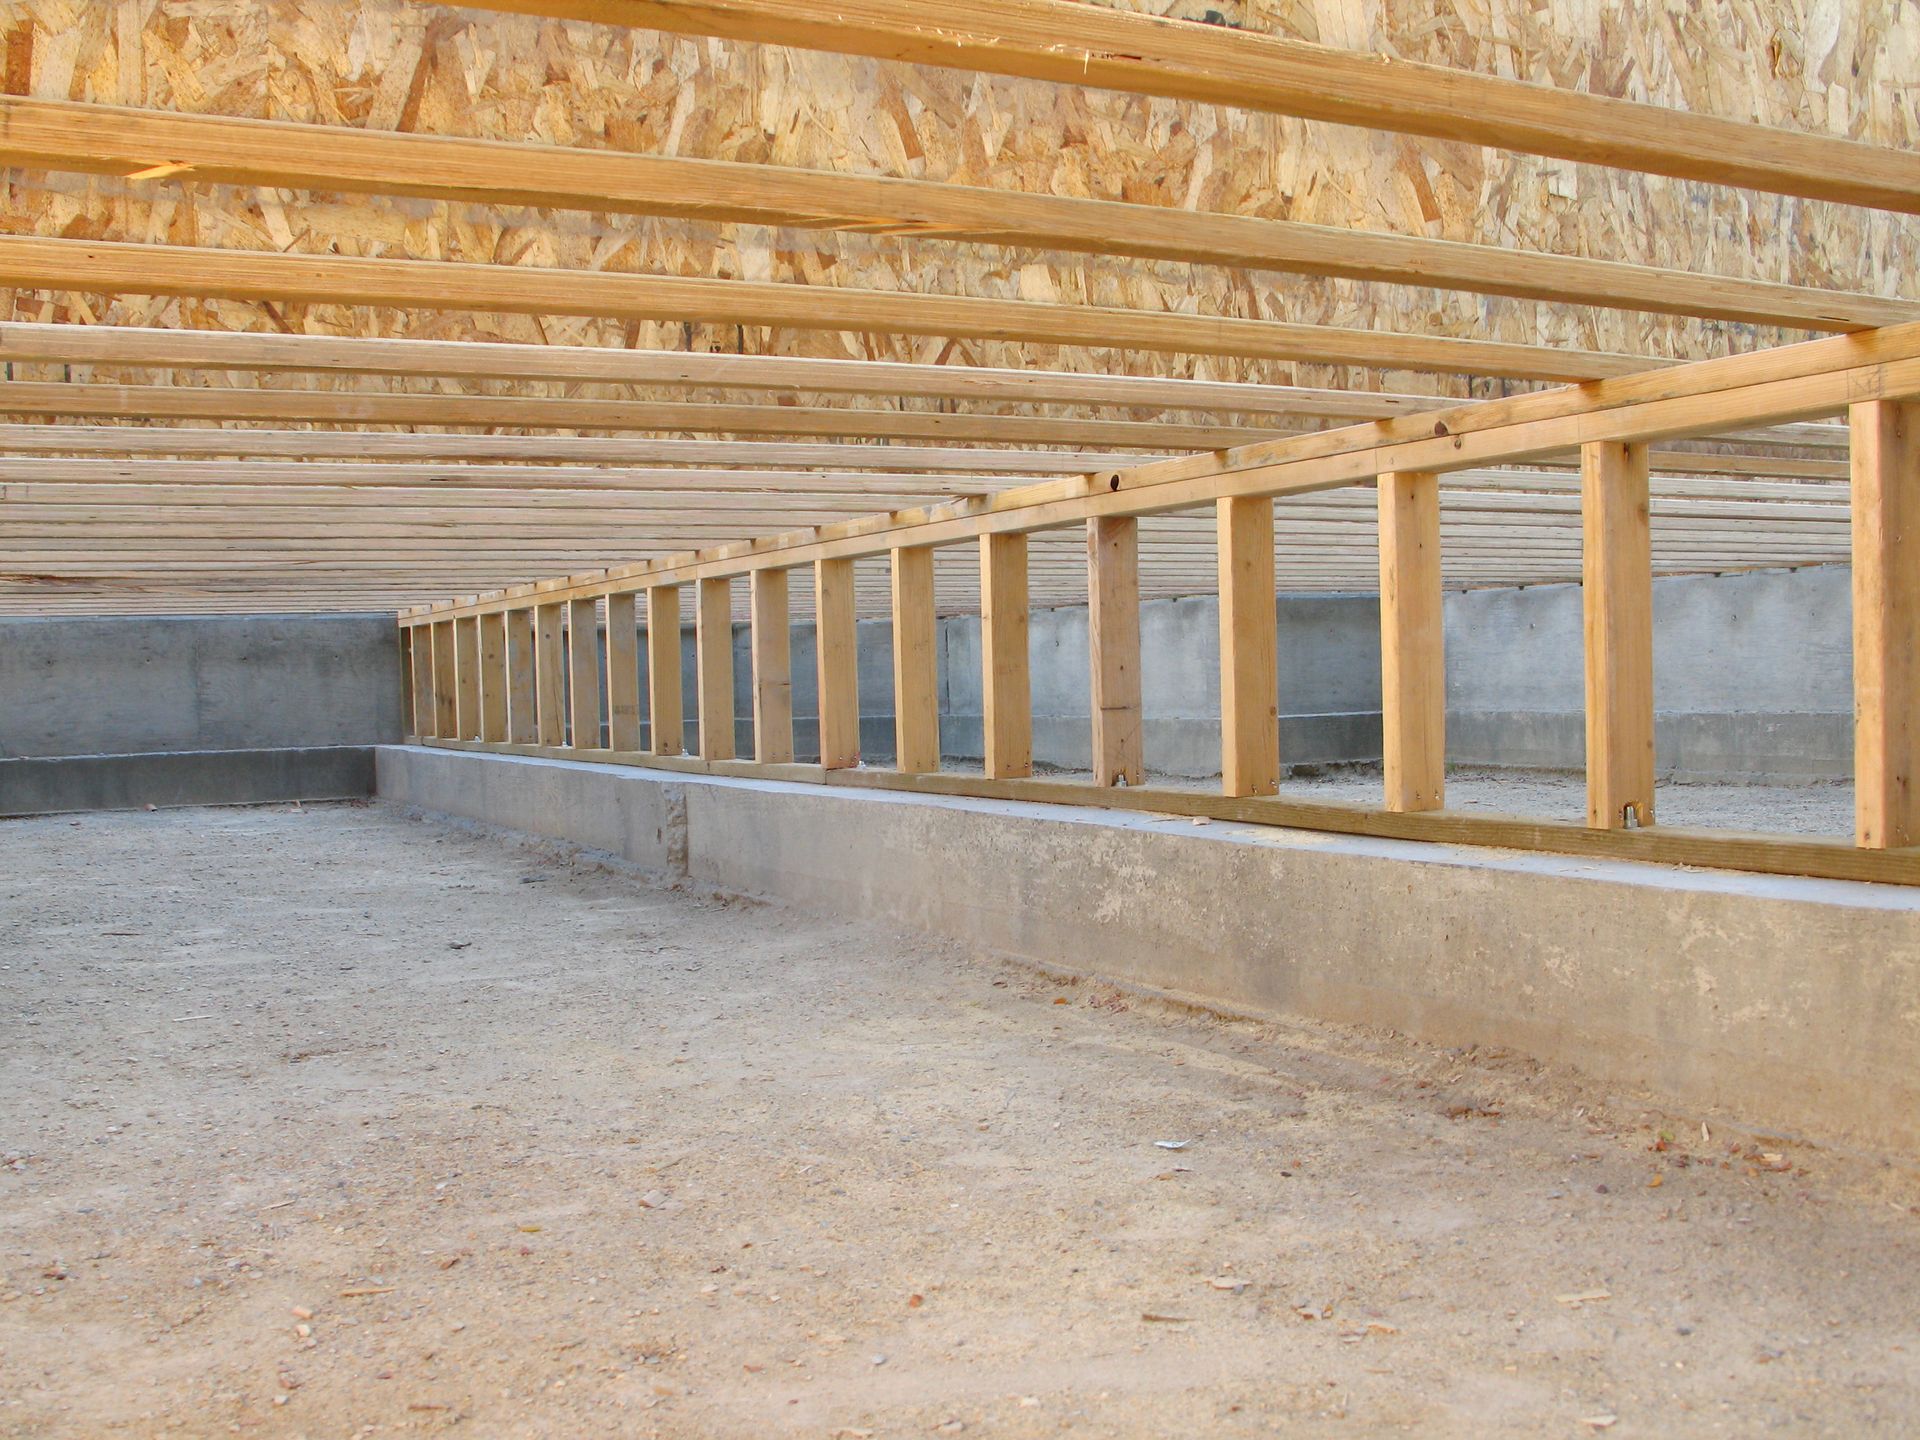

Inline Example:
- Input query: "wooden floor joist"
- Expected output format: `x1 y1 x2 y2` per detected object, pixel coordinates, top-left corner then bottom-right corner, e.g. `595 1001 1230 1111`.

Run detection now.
0 237 1652 382
6 99 1912 331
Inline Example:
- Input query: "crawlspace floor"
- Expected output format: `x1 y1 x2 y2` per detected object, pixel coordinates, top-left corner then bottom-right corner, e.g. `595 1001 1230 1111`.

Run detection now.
2 804 1916 1439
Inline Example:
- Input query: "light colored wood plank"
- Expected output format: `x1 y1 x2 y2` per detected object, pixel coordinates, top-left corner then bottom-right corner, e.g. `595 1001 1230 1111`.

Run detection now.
534 602 567 747
1216 495 1279 798
430 620 457 739
750 567 794 764
815 557 861 770
647 584 684 756
890 545 941 774
479 610 509 744
0 236 1643 383
567 597 602 748
505 608 537 745
407 624 432 740
1851 399 1919 849
1582 440 1656 829
604 592 642 752
1377 470 1444 812
980 531 1032 780
453 616 481 742
1086 516 1143 786
462 0 1920 212
695 576 736 761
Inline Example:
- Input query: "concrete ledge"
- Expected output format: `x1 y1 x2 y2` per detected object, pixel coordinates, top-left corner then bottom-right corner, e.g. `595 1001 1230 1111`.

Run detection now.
375 745 1920 1157
3 746 375 816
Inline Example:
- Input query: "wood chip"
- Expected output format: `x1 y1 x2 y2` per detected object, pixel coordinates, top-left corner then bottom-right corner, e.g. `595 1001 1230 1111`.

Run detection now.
339 1286 396 1298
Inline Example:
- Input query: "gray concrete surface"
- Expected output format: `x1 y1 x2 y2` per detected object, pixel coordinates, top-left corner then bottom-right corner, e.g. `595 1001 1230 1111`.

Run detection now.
1 613 403 759
0 746 375 817
377 745 1920 1157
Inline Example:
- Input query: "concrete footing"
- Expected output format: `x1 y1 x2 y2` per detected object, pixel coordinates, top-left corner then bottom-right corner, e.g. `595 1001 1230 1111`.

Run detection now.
2 746 376 817
375 744 1920 1157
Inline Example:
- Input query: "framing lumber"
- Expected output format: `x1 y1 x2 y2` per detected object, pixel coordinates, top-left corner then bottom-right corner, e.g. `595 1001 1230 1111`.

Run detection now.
479 610 510 744
889 545 941 774
979 531 1033 780
1377 470 1444 813
646 584 684 755
749 567 794 764
506 608 537 745
455 617 482 739
604 592 643 753
462 0 1920 213
1086 516 1143 787
408 626 433 740
0 237 1647 382
695 576 736 761
1582 441 1656 830
7 100 1909 331
1216 495 1279 798
814 558 861 771
534 602 567 746
567 596 603 748
430 620 456 738
1850 399 1919 849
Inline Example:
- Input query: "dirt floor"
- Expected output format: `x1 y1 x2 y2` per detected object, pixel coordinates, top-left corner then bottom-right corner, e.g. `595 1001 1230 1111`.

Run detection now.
4 803 1917 1439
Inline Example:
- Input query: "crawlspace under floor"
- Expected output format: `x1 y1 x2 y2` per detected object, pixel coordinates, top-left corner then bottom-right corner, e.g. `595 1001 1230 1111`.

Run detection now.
1 803 1915 1438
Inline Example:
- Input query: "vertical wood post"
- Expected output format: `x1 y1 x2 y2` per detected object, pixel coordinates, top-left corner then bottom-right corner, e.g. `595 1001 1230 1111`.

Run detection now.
453 616 481 741
695 576 735 760
815 557 861 770
1216 496 1278 797
751 567 794 764
1852 398 1919 849
534 602 566 746
604 592 642 752
891 544 940 773
1086 516 1143 786
479 610 509 744
1582 440 1656 829
567 598 602 749
505 608 537 744
409 625 433 739
980 531 1032 779
1377 470 1445 812
647 584 683 756
398 627 417 739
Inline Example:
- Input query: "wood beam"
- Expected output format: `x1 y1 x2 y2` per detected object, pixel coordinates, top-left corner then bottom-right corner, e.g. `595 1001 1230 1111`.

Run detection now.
0 237 1645 382
646 584 684 755
479 610 510 744
695 576 736 761
750 567 794 764
815 557 861 770
408 625 433 740
505 607 537 745
605 591 642 752
534 602 567 746
430 620 456 739
979 531 1032 780
1582 440 1656 829
1850 399 1919 849
890 545 941 774
1086 516 1143 787
462 0 1920 213
567 597 602 748
1217 496 1279 798
1377 471 1444 812
5 101 1905 330
453 616 481 742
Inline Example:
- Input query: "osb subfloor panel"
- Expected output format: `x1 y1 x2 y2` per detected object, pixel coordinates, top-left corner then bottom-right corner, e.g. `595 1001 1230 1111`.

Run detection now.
3 805 1918 1439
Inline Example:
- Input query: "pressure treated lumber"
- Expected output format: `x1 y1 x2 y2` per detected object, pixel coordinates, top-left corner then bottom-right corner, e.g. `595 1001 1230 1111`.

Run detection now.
1850 400 1919 849
1086 516 1143 787
534 603 567 747
750 568 794 765
1582 441 1656 830
890 545 941 774
815 558 861 771
0 237 1647 382
479 611 510 744
647 585 685 755
979 532 1033 780
1377 471 1444 812
463 0 1920 213
505 608 538 744
695 577 736 761
567 598 603 748
604 592 643 753
7 100 1908 331
1216 496 1279 798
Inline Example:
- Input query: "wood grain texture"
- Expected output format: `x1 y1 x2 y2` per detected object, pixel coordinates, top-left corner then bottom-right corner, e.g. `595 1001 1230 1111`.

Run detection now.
695 576 736 761
890 545 941 774
1086 516 1143 787
604 591 642 752
814 557 861 770
1851 399 1919 849
750 567 794 764
1582 440 1656 829
1377 470 1443 812
1216 495 1278 798
647 584 684 755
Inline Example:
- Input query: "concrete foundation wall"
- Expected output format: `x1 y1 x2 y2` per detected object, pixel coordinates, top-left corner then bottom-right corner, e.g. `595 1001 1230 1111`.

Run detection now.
377 745 1920 1157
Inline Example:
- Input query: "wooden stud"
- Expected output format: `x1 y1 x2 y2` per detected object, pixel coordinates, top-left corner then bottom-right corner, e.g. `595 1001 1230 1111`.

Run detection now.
815 557 861 770
647 584 684 756
534 602 566 747
1216 496 1279 797
1377 471 1445 812
505 608 537 744
453 616 481 741
1851 399 1919 849
751 568 794 764
408 625 432 740
891 545 941 774
479 610 509 744
1086 516 1143 786
567 597 602 749
980 531 1032 780
398 626 417 739
1582 440 1656 829
604 592 642 752
431 620 457 739
695 576 735 760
